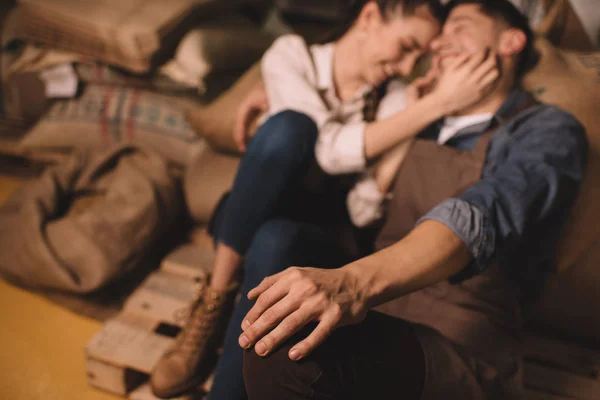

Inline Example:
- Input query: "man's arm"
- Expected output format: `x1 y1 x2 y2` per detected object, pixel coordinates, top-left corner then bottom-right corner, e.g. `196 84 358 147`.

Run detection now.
238 220 470 361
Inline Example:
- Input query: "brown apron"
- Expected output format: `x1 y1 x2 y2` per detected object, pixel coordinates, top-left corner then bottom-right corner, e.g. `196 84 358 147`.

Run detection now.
373 101 538 399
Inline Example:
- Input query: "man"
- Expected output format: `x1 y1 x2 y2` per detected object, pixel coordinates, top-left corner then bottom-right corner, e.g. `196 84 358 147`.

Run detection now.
238 1 588 399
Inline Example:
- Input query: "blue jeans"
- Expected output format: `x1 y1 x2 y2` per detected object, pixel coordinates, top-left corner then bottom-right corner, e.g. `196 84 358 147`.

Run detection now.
208 111 350 400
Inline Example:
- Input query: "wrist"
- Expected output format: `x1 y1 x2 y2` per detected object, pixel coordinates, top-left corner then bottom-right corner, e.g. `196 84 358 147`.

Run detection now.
425 91 453 117
343 261 384 309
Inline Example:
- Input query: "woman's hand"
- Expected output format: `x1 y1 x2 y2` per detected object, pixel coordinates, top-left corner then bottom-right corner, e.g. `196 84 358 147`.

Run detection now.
428 49 499 115
233 82 269 152
238 267 369 361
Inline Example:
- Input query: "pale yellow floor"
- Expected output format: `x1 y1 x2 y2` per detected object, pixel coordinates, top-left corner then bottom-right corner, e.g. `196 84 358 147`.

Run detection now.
0 175 119 400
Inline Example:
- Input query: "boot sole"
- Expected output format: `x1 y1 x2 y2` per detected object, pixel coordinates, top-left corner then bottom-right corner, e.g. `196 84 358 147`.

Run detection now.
151 352 218 399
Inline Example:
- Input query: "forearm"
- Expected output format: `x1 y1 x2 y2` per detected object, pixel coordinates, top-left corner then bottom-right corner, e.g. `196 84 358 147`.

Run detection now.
344 220 472 308
364 94 447 159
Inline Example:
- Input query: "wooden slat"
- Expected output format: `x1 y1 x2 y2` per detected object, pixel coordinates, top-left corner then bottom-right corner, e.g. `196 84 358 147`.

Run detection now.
161 244 214 281
524 363 600 400
123 271 198 327
525 334 600 379
86 320 174 375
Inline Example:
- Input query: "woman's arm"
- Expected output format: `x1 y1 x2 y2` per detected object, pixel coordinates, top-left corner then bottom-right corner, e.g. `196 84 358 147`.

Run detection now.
364 50 499 159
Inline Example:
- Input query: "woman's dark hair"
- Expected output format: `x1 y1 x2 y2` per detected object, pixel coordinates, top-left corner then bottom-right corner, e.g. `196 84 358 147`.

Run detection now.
322 0 447 44
322 0 446 122
445 0 536 78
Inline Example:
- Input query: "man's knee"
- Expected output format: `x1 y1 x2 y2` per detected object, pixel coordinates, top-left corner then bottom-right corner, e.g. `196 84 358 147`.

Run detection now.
243 341 317 400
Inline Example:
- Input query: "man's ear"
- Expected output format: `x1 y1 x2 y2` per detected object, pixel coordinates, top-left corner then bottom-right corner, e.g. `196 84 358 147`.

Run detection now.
356 1 385 33
498 28 527 56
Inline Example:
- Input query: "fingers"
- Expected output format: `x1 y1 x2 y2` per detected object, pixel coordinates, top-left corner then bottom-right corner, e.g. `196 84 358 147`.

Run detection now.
445 53 470 70
463 48 489 72
477 68 500 88
243 274 289 328
233 109 248 153
240 294 304 351
288 308 340 361
468 52 497 82
250 307 315 357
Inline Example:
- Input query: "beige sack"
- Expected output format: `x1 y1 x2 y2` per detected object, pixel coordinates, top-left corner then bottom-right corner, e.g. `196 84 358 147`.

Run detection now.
19 84 206 166
16 0 242 73
522 38 600 342
187 62 262 154
184 146 240 224
0 145 182 293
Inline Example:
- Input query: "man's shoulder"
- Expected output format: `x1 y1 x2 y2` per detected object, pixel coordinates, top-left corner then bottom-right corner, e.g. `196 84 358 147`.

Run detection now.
518 102 585 131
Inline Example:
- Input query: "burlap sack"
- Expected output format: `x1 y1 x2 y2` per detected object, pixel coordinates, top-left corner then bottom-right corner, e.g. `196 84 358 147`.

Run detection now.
187 62 262 154
160 18 273 92
522 39 600 342
19 84 206 166
0 145 183 293
184 146 240 224
535 0 595 51
16 0 242 73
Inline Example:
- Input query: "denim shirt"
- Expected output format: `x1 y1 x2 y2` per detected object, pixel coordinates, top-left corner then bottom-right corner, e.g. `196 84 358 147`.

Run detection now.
418 89 588 297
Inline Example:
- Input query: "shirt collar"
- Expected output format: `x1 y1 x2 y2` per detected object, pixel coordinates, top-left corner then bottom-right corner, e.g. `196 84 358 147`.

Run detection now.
311 41 373 99
492 88 532 125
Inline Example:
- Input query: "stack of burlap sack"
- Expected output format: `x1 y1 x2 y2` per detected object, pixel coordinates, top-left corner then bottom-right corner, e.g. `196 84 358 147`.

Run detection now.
0 0 278 306
1 0 276 166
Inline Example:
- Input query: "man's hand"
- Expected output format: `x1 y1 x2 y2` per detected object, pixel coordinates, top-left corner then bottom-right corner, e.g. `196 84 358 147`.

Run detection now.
238 267 368 361
429 49 499 115
233 82 269 152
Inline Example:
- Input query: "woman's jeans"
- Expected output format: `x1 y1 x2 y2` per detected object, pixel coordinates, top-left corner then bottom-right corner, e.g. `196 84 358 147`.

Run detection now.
207 111 346 400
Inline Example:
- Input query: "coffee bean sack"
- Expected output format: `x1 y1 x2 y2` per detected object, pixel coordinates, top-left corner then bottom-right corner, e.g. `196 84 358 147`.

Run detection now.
19 84 205 166
522 38 600 343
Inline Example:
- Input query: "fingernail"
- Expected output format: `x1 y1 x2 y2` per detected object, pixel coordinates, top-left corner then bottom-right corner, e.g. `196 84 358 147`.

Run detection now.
239 335 250 349
289 348 302 361
242 319 250 329
256 342 267 355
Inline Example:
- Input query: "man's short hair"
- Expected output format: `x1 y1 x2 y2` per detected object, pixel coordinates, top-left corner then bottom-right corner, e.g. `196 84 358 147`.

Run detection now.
445 0 535 78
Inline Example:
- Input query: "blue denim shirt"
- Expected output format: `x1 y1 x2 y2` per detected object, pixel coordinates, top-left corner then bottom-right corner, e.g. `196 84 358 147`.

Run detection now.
418 89 588 297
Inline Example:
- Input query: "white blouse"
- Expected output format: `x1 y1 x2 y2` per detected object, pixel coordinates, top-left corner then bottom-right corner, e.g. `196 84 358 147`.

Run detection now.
261 34 408 175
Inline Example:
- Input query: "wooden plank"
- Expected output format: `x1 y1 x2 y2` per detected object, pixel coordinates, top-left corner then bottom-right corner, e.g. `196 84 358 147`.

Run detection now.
128 383 197 400
86 357 130 396
524 363 600 400
86 320 174 375
523 388 576 400
123 271 198 327
525 334 600 379
161 243 214 281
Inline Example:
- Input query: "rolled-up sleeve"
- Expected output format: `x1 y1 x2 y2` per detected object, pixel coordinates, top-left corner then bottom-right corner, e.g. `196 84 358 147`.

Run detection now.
418 107 588 280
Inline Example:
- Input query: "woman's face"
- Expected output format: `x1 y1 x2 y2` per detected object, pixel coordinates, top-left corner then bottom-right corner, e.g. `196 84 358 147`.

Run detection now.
357 4 441 85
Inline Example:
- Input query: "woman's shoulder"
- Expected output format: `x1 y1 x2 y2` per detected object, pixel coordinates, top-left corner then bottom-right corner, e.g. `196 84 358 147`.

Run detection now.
263 34 315 74
265 34 310 60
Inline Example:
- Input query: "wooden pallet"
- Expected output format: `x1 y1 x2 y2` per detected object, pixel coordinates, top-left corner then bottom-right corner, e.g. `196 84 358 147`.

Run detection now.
86 242 215 399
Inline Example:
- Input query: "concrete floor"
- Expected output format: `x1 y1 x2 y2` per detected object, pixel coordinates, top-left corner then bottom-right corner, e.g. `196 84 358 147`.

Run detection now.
0 175 119 400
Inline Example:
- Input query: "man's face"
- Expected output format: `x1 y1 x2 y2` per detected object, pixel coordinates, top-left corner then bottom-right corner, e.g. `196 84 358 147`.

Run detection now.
431 4 500 69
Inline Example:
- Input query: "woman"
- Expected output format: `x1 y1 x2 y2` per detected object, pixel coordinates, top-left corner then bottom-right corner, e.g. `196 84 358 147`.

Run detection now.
150 1 498 399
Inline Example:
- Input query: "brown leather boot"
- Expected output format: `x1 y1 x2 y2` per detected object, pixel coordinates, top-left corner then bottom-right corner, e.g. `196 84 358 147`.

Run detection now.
150 278 238 398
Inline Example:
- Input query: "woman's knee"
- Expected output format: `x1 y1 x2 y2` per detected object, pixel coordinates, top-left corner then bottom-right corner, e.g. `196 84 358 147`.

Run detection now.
243 219 304 284
248 110 318 163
